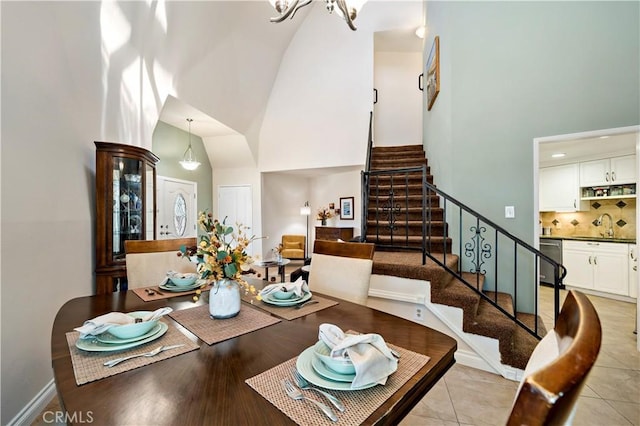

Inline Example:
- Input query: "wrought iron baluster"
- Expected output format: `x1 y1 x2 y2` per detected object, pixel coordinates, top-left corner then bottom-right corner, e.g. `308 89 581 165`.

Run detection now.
464 225 492 275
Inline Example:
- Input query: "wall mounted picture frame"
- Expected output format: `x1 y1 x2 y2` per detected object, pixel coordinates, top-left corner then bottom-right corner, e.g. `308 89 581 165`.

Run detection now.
426 36 440 111
339 197 354 220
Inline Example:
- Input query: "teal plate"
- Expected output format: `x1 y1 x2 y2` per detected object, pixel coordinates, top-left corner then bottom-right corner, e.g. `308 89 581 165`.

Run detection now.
76 322 168 352
262 291 312 307
160 281 202 292
95 322 163 344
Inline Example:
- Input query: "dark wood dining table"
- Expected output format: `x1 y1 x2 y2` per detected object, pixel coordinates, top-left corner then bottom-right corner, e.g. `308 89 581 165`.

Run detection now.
51 284 457 425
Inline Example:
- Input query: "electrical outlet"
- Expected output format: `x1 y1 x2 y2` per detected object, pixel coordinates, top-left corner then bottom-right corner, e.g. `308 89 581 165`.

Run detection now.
414 306 425 321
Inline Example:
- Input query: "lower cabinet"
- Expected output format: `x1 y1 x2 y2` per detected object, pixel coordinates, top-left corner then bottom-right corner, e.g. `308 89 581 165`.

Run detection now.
563 241 629 296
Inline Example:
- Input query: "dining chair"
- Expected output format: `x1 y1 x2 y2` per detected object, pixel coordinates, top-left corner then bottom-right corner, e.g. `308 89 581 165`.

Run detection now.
308 240 375 305
507 290 602 426
124 237 197 289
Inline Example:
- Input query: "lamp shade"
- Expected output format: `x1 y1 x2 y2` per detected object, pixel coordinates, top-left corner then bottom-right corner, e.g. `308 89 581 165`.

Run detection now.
300 200 311 216
180 118 200 171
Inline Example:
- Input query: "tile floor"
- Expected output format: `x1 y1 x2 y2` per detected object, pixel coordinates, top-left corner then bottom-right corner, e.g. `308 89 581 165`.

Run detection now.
32 280 638 426
400 286 640 426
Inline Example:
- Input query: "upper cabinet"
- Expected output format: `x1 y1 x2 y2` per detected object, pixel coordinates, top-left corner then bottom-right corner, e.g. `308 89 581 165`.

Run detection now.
580 155 637 187
540 163 588 212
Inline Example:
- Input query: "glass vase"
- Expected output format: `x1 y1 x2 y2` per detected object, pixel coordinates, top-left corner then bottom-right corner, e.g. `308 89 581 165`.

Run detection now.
209 278 241 319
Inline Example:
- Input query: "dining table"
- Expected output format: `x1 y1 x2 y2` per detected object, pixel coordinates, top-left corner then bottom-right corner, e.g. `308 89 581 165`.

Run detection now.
51 278 457 425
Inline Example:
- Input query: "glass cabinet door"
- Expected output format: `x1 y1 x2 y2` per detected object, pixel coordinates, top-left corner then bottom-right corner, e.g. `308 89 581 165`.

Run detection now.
111 156 145 261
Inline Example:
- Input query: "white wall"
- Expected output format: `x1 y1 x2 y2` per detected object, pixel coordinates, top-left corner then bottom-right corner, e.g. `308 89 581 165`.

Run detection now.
262 173 311 258
310 169 363 241
259 1 423 173
374 51 423 146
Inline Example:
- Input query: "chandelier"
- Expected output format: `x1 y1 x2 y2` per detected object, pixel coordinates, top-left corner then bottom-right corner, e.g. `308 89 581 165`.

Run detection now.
179 118 201 171
269 0 367 31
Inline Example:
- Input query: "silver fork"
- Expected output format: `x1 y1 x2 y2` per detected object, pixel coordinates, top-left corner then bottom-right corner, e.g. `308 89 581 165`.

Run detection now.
103 344 184 367
295 300 318 309
281 379 338 422
291 368 345 412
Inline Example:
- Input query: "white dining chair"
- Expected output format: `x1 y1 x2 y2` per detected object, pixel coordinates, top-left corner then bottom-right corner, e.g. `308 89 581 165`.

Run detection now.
308 240 375 305
124 238 197 289
507 290 602 426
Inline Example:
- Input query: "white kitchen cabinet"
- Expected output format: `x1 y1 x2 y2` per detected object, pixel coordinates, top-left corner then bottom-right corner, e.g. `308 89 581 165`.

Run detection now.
629 244 638 299
580 155 636 187
563 240 629 296
539 163 587 212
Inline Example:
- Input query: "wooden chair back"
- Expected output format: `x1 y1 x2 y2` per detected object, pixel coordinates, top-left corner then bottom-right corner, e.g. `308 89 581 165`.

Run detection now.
507 290 602 426
124 238 197 289
308 240 375 304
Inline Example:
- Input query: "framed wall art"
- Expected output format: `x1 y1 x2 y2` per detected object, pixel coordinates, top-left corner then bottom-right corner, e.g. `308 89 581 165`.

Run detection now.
426 36 440 111
339 197 354 220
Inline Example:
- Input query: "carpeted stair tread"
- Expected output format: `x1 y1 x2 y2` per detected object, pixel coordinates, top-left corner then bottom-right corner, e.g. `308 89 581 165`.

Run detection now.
467 299 517 359
372 251 458 285
368 207 444 221
482 291 515 316
506 321 545 370
371 145 424 154
367 171 428 178
368 235 453 253
432 277 482 317
368 183 430 195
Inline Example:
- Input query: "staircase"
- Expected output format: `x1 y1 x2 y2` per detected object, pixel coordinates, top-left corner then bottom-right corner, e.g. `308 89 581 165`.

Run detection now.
364 144 544 370
367 145 450 253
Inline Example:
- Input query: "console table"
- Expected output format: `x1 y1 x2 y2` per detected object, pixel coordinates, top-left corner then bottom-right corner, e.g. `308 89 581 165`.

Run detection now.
315 226 354 241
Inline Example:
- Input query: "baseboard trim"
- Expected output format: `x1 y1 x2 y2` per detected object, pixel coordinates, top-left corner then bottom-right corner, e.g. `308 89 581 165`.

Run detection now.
7 379 56 426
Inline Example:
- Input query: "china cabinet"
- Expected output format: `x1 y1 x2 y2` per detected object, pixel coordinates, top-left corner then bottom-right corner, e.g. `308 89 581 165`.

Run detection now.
95 142 159 294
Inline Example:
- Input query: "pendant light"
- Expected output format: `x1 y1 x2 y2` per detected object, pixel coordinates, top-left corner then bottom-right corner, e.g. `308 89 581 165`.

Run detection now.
180 118 200 171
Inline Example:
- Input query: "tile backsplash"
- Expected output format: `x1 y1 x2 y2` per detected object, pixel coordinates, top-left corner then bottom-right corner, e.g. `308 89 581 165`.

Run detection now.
539 198 636 239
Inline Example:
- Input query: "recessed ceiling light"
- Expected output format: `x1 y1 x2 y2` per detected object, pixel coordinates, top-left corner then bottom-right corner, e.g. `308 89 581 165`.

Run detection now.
599 136 610 139
551 153 566 158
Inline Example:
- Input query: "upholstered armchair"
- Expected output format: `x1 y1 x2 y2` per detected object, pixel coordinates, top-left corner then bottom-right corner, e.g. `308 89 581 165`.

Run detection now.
281 235 306 259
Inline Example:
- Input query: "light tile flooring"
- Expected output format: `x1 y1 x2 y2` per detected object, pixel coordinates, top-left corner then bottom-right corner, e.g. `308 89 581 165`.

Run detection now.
33 279 638 426
400 286 640 426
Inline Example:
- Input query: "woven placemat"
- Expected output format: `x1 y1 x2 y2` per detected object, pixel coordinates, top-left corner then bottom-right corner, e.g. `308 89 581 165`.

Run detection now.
168 304 281 345
132 284 212 302
65 321 199 386
245 344 430 425
243 294 339 321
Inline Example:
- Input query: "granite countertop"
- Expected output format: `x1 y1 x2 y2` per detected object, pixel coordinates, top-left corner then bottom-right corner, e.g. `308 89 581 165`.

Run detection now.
540 235 636 244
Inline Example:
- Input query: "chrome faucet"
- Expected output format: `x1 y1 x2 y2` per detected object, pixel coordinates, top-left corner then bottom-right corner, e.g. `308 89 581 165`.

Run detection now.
596 213 614 238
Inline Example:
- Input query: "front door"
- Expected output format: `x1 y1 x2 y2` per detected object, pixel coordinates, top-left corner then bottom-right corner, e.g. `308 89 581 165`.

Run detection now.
157 176 197 240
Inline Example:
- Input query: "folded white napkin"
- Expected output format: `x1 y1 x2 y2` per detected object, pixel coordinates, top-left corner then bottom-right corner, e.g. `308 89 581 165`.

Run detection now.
74 307 173 339
318 323 398 388
260 277 309 298
159 270 178 286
